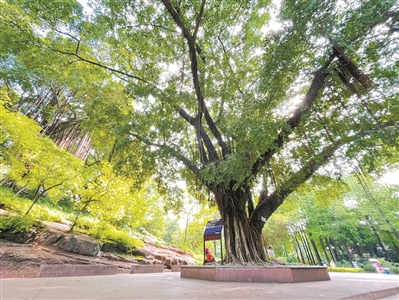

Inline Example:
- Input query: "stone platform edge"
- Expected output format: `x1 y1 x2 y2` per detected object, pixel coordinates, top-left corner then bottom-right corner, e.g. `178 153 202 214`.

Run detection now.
180 265 330 283
171 265 181 272
37 264 118 277
131 265 164 273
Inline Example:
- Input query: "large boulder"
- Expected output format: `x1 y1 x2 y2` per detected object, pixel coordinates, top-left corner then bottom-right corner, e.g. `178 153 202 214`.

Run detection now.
55 234 100 256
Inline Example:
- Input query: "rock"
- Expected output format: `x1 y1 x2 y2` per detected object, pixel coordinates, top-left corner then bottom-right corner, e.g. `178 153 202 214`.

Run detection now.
41 232 65 245
0 228 38 244
101 242 128 253
55 235 100 256
137 240 196 268
146 255 155 261
154 254 166 261
102 252 122 261
164 257 179 269
178 258 193 265
120 256 137 263
101 242 118 253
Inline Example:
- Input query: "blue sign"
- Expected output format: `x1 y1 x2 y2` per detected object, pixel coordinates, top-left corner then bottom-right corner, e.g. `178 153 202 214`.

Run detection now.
204 225 222 235
204 224 223 240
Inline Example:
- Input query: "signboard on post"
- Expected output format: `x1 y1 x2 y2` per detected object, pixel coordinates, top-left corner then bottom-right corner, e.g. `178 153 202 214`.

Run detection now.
203 219 224 264
204 225 222 240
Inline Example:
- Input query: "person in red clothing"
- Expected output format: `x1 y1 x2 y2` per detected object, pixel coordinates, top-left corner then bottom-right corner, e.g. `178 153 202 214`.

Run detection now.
205 247 216 263
373 261 384 273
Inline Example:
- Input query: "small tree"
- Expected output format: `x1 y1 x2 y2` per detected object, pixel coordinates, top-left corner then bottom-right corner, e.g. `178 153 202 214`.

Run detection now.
1 97 81 214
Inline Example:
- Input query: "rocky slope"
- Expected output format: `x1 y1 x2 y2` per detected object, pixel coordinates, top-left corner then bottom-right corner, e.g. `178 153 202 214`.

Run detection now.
0 218 197 279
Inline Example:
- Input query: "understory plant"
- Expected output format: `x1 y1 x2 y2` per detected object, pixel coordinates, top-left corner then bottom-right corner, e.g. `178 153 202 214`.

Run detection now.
0 215 39 233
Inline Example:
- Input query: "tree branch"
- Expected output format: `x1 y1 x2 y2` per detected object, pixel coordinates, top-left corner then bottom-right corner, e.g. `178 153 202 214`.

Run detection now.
177 106 219 161
49 47 157 88
130 133 200 177
218 35 244 96
193 0 206 40
249 140 342 232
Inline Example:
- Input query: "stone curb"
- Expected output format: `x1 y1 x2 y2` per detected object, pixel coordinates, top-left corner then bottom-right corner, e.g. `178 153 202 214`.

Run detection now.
339 287 399 300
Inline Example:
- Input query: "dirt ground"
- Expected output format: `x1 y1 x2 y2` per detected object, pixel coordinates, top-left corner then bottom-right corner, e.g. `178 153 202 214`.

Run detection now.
0 234 136 279
1 240 68 278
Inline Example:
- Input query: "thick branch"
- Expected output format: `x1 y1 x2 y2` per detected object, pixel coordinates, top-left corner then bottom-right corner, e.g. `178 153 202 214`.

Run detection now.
249 140 342 232
203 107 229 157
161 0 193 42
177 106 219 161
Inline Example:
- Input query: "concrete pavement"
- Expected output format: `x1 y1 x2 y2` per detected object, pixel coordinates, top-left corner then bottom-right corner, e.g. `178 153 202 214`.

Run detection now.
0 272 398 299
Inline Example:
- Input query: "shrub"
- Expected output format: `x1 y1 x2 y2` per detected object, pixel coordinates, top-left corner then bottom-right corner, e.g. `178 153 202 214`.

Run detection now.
378 258 394 268
363 263 377 273
169 242 195 255
135 255 145 261
285 254 300 263
57 197 74 212
73 216 99 234
336 260 352 268
112 233 144 250
0 215 39 233
327 267 364 273
37 197 56 207
390 267 399 274
155 241 164 248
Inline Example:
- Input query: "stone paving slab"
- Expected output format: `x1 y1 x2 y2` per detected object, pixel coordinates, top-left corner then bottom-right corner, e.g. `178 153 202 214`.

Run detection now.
380 293 399 300
1 272 398 299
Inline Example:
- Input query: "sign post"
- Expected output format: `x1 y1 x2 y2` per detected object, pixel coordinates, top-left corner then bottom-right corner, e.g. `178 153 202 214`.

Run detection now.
203 219 224 265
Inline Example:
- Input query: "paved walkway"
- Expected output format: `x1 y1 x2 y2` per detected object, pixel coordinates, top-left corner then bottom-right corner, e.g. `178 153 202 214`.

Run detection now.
0 272 398 299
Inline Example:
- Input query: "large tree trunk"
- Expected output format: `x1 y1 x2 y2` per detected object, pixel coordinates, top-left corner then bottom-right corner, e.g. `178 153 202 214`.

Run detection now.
213 184 266 264
208 139 342 264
